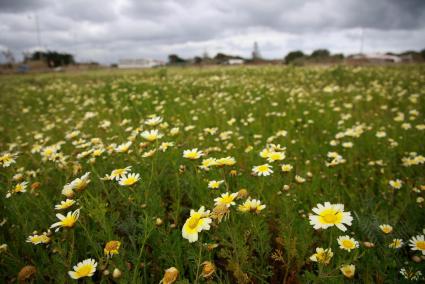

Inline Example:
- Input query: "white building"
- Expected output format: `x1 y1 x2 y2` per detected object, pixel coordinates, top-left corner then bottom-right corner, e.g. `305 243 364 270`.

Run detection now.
118 58 164 69
351 53 402 63
227 59 245 65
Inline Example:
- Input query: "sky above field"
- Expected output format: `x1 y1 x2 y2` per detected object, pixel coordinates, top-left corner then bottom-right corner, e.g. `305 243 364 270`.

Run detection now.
0 0 424 64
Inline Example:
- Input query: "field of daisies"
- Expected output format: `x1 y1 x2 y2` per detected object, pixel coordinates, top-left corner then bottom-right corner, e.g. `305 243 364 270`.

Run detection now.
0 65 424 283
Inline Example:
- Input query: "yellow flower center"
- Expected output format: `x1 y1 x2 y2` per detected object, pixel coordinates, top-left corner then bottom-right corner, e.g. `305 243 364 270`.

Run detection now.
187 214 201 229
186 152 198 159
342 240 354 249
320 209 342 224
416 241 425 250
76 264 92 277
221 195 234 204
257 165 269 172
62 216 77 227
123 177 137 185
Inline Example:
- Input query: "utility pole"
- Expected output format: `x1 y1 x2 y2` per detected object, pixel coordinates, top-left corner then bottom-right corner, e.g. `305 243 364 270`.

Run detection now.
360 27 364 54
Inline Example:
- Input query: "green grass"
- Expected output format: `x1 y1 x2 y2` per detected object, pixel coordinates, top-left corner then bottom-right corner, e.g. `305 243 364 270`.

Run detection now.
0 65 424 283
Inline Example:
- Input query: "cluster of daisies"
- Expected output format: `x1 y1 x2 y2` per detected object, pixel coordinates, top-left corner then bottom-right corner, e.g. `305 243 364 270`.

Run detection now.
308 202 425 279
102 166 141 186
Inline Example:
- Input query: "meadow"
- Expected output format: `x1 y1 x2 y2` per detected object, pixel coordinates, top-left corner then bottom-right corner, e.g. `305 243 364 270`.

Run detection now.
0 65 424 283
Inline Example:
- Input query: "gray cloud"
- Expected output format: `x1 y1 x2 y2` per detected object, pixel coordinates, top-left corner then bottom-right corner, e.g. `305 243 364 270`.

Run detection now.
0 0 424 63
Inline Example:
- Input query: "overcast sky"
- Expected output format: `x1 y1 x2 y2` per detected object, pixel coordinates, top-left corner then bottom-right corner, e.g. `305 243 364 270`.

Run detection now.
0 0 424 64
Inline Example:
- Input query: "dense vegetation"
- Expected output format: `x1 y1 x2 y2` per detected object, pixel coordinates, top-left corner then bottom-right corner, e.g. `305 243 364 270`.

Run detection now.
0 65 424 283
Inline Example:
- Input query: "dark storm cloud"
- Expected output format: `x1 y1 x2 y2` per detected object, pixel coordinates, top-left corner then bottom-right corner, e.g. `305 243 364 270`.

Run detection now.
0 0 47 13
0 0 424 63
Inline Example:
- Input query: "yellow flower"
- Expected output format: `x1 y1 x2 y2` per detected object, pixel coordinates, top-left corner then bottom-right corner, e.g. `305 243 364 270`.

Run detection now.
216 156 236 166
379 224 393 234
26 233 50 245
252 164 273 176
183 148 203 160
389 179 402 189
281 164 293 172
6 181 28 198
118 173 140 186
55 199 77 210
104 166 131 181
161 267 179 284
266 151 285 163
68 258 97 279
50 209 80 232
309 247 333 265
214 192 238 207
340 264 355 278
182 207 212 243
208 180 224 189
309 202 353 231
409 234 425 255
389 238 403 249
141 129 163 142
337 235 359 252
0 152 17 167
238 198 266 213
104 240 121 257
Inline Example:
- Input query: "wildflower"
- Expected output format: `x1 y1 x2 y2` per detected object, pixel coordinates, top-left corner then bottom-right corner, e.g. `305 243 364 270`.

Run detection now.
68 259 97 279
145 116 163 126
389 179 402 189
337 235 359 251
295 175 306 183
216 156 236 166
118 173 140 186
211 204 230 223
252 164 273 176
55 199 76 210
70 172 91 192
183 148 203 160
389 238 403 249
141 129 163 142
379 224 393 234
6 181 28 198
200 158 217 170
104 240 121 257
238 198 266 213
182 206 212 243
266 151 285 163
26 232 51 245
0 152 17 167
408 234 425 255
115 141 132 153
103 166 132 181
62 184 75 198
208 180 224 189
309 202 353 231
214 192 238 207
161 267 179 284
309 247 333 265
50 209 80 232
159 142 174 152
400 267 423 281
281 164 293 172
201 261 216 278
340 264 355 278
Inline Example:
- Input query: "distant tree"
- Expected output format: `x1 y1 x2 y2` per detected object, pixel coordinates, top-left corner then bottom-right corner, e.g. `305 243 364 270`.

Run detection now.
284 50 305 64
194 56 202 64
25 51 75 67
168 54 186 65
311 49 330 58
421 49 425 60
